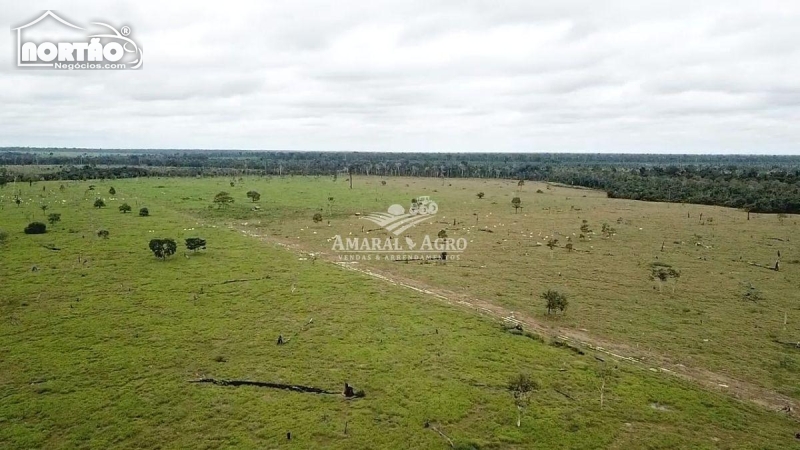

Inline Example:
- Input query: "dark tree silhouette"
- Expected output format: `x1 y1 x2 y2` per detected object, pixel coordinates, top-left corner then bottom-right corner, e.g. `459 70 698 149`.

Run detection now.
185 237 207 252
149 238 177 259
246 190 261 202
24 222 47 234
213 192 234 208
542 289 568 315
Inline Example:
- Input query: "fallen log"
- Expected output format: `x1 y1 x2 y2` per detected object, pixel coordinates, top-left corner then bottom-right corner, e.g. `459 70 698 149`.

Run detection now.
773 339 800 350
217 276 271 285
189 378 335 394
554 388 575 401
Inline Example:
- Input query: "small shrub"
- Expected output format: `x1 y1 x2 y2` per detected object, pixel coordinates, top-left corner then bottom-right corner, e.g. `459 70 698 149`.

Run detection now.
477 192 485 199
246 190 261 202
779 355 797 371
97 230 110 239
139 207 149 217
185 237 207 252
312 213 323 223
742 283 762 302
47 213 61 225
24 222 47 234
119 203 132 213
0 229 8 243
550 339 585 355
94 198 106 208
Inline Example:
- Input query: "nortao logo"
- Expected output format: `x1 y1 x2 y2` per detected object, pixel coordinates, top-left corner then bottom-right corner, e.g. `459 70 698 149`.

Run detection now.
362 196 438 235
13 11 143 70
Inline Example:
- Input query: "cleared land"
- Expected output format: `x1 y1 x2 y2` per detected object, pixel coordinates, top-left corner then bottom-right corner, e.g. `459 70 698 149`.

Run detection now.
0 177 798 449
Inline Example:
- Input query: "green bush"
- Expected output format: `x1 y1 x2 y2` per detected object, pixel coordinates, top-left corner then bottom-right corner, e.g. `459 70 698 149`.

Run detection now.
24 222 47 234
139 207 149 217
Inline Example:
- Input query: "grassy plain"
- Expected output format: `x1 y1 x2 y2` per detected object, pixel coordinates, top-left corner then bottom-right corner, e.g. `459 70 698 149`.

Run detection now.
180 175 800 400
0 176 798 449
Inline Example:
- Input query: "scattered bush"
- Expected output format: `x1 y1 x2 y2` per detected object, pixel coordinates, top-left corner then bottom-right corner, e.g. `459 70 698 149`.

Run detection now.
185 237 207 252
246 190 261 202
47 213 61 225
94 198 106 208
312 213 323 223
542 289 568 314
213 191 234 208
149 238 177 259
477 192 485 199
24 222 47 234
119 203 132 213
0 229 8 243
109 187 116 195
650 262 680 282
139 207 149 217
742 283 763 302
97 230 109 239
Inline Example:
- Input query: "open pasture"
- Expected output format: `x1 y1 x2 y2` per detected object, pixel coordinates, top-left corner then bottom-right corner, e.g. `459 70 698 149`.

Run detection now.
0 176 798 448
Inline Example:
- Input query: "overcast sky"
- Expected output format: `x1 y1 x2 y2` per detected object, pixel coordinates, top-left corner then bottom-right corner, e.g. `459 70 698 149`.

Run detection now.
2 1 799 154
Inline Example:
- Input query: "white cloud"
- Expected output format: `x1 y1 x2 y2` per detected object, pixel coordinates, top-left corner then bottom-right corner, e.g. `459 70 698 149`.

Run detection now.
1 0 799 153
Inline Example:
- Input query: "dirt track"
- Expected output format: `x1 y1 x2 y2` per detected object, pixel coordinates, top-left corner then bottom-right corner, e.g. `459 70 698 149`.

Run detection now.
230 223 799 421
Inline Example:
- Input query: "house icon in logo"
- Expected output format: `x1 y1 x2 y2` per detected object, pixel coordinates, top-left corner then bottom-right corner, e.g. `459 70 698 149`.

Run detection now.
13 11 84 67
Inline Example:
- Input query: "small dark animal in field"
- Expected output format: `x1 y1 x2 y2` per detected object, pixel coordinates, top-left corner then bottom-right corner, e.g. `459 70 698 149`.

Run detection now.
344 383 355 397
277 335 284 345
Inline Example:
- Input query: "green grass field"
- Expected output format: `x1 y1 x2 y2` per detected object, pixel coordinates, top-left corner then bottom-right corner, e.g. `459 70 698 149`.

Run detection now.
1 177 798 449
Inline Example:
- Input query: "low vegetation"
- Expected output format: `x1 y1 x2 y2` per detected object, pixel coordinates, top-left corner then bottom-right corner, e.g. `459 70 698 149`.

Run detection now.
0 174 798 448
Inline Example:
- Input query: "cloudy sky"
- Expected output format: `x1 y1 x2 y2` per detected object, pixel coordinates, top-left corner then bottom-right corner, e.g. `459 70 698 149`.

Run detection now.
2 1 799 153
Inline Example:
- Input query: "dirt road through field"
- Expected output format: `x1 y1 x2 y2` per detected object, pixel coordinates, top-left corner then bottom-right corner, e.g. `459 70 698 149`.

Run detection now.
225 221 799 420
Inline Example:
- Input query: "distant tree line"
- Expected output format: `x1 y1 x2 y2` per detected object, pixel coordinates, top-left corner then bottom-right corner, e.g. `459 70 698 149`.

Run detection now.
1 149 799 213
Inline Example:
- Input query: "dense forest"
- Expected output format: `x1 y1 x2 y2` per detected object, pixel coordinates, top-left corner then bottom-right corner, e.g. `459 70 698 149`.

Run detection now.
1 148 799 214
